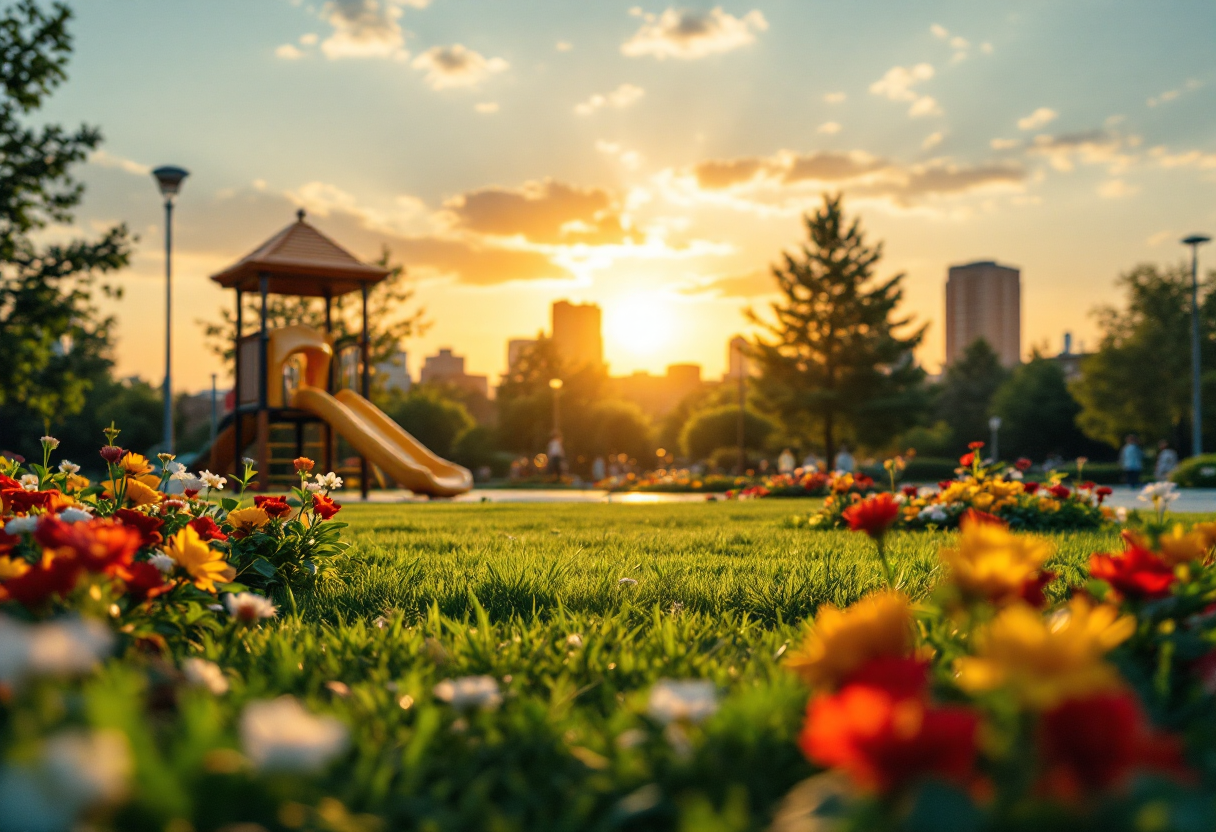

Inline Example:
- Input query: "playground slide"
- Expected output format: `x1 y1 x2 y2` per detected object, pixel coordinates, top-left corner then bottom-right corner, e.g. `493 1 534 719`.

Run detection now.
291 385 473 497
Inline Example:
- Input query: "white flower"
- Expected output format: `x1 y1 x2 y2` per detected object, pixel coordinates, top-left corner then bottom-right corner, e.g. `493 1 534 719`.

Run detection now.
917 486 937 498
314 472 343 491
40 435 60 450
433 675 502 710
0 616 113 686
618 577 638 586
240 696 349 773
19 474 39 491
42 729 130 805
305 481 324 493
161 499 187 512
1009 469 1024 481
224 592 277 623
647 679 719 725
3 515 40 535
893 493 907 505
1116 507 1129 523
1138 482 1179 505
58 507 93 524
182 657 229 695
149 553 176 574
198 470 226 490
57 460 80 475
566 633 583 648
918 506 948 523
242 457 257 467
167 461 187 476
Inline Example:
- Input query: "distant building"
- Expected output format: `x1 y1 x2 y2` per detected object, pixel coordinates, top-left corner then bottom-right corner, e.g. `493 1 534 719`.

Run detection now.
1052 332 1090 382
420 348 488 398
726 335 749 380
607 363 705 418
375 347 411 393
945 260 1021 367
506 338 538 373
551 300 603 370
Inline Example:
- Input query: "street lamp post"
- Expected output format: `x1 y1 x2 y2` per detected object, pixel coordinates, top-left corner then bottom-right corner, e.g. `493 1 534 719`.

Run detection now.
1183 234 1211 457
549 378 563 433
988 415 1002 462
152 165 189 454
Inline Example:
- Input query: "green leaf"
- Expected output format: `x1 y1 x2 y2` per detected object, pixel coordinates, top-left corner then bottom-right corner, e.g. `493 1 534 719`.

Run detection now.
220 497 240 511
250 557 278 579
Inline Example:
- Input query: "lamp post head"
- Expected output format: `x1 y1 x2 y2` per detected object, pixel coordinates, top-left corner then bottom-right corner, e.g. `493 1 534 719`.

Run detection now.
988 416 1002 431
152 165 189 200
1182 234 1211 247
549 378 563 390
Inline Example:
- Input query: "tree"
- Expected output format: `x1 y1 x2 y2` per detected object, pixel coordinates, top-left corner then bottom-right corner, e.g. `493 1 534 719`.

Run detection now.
200 248 427 370
1071 263 1216 448
991 354 1099 460
934 339 1009 451
748 194 927 465
0 1 131 435
587 400 653 462
380 387 474 458
679 405 779 462
496 337 608 457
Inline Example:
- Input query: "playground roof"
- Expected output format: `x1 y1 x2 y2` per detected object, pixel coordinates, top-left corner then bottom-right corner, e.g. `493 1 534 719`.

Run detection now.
210 210 391 297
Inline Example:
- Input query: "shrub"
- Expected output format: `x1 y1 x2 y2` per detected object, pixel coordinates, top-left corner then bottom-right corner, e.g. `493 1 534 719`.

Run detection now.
1170 454 1216 487
680 406 778 461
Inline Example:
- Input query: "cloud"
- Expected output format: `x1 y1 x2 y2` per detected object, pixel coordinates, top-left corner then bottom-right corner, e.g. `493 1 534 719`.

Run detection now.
621 7 768 60
442 179 633 245
869 63 940 117
1148 146 1216 170
319 0 409 60
1097 179 1137 199
574 83 645 116
676 148 1023 210
555 40 573 52
1017 107 1057 130
474 101 499 114
276 44 305 60
930 23 949 39
412 45 509 89
824 92 846 104
1027 130 1131 172
395 236 569 285
817 121 841 135
682 269 775 298
596 140 644 170
922 132 944 150
990 138 1019 150
1148 79 1202 107
90 149 150 176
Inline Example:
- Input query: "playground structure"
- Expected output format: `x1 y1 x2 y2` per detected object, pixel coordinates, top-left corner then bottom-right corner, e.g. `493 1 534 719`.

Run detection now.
202 210 473 498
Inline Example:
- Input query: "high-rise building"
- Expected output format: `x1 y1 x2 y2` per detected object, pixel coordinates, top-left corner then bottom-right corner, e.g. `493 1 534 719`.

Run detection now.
375 347 411 393
506 338 538 372
945 261 1021 367
551 300 603 370
420 348 488 398
726 336 749 379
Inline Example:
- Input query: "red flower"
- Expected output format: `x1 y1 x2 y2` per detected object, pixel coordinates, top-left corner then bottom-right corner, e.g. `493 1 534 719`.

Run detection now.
34 518 141 576
1089 535 1176 600
0 474 21 489
1019 569 1058 609
1048 484 1071 499
1 488 55 514
800 659 979 793
119 560 173 603
189 516 228 542
1080 481 1096 491
959 452 976 467
1095 486 1113 503
183 488 200 499
114 508 164 547
1015 458 1033 471
937 480 955 490
1023 481 1041 494
312 493 342 520
254 495 293 519
901 485 919 498
841 493 900 539
1038 692 1188 799
0 552 83 606
99 445 124 464
968 441 985 450
960 508 1005 528
853 473 875 491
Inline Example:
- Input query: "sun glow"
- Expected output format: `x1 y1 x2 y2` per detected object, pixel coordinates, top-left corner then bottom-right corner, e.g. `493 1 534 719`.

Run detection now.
605 294 676 357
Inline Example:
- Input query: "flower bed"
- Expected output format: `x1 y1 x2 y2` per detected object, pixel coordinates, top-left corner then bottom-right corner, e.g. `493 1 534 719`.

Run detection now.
799 444 1113 532
599 468 878 498
779 506 1216 828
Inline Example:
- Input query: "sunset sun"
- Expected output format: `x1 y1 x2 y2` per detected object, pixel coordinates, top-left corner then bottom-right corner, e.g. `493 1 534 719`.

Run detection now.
605 294 676 356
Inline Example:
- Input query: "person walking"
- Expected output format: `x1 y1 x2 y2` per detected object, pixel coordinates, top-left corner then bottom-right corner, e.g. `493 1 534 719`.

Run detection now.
1154 440 1179 481
547 431 565 478
778 448 796 474
834 444 855 474
1119 434 1144 488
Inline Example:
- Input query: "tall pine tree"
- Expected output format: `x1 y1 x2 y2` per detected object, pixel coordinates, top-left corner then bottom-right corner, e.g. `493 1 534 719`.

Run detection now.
749 194 926 465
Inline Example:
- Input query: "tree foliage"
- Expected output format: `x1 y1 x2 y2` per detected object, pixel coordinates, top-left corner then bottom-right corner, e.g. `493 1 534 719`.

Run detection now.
380 386 475 459
991 354 1098 460
933 339 1009 452
748 194 927 464
1072 263 1216 448
679 405 779 462
0 1 131 430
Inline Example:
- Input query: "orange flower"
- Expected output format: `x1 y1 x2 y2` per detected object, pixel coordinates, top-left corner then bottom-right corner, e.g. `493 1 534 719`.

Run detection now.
293 457 315 474
118 452 153 478
226 507 270 540
786 591 913 690
35 517 141 576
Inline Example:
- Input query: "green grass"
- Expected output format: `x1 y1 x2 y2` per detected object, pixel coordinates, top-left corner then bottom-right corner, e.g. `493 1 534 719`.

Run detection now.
150 502 1147 831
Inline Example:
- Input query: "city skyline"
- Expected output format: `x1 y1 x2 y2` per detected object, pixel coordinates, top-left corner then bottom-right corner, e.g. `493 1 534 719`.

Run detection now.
47 0 1216 391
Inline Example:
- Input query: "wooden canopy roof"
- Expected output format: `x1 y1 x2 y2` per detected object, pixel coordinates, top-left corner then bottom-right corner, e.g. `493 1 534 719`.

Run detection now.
210 210 391 297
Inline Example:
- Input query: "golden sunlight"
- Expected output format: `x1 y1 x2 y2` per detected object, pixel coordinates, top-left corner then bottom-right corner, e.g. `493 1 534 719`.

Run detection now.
604 294 676 356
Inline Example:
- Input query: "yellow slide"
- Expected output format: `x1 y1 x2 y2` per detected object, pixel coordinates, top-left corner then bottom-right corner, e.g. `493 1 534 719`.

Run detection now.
291 385 473 497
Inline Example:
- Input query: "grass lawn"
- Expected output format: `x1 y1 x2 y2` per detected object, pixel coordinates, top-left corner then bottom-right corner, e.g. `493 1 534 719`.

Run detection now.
172 501 1152 831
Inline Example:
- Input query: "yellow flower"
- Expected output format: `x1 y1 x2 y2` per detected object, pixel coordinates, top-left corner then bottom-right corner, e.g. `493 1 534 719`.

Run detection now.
166 525 236 593
786 591 913 690
954 597 1134 709
1036 498 1061 513
103 477 162 508
1157 524 1210 567
226 507 270 539
1190 522 1216 552
119 452 153 478
940 520 1053 605
64 473 90 492
0 555 29 580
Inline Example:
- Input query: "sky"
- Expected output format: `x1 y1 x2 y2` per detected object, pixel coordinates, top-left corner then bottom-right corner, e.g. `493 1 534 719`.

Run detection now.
43 0 1216 392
